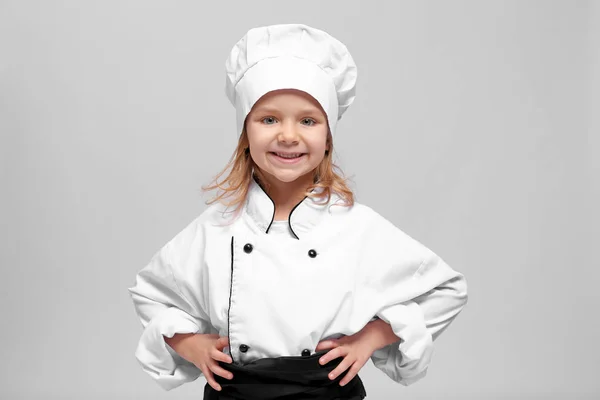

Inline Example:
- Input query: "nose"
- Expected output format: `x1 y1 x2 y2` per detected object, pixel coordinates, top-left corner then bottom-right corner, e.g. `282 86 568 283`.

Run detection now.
277 121 299 144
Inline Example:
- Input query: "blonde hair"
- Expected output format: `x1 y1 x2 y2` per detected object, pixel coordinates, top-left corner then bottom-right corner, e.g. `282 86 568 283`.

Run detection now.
201 126 355 215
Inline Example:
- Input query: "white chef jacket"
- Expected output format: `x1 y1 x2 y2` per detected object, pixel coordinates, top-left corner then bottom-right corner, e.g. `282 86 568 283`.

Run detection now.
127 176 468 391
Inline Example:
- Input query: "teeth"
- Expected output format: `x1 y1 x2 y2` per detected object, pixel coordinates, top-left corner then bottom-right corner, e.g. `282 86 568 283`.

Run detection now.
275 152 303 158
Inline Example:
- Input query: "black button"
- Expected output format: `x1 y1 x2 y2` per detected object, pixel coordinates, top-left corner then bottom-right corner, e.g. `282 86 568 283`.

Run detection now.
301 349 311 357
308 249 317 258
239 344 249 353
243 243 253 253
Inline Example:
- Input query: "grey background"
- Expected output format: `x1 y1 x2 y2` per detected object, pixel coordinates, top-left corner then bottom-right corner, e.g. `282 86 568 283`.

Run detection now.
1 0 597 399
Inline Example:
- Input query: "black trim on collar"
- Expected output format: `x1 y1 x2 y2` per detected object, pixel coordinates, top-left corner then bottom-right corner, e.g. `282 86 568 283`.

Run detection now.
253 176 276 234
287 198 306 240
253 175 307 240
245 174 336 239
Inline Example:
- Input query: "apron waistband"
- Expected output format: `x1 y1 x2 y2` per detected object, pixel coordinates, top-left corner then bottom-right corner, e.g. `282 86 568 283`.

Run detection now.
203 350 367 400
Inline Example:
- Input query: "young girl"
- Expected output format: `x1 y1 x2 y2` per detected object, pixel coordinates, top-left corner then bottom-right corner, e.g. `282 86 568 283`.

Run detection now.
128 23 468 400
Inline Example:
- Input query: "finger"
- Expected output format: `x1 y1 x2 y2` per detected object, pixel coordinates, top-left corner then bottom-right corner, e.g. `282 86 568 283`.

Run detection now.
211 347 233 364
339 361 363 386
208 361 234 380
328 355 355 381
319 346 345 366
215 336 230 350
316 340 339 351
200 366 222 391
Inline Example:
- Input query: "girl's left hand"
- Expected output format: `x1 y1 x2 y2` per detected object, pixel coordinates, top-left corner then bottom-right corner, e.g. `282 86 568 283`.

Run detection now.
315 323 380 386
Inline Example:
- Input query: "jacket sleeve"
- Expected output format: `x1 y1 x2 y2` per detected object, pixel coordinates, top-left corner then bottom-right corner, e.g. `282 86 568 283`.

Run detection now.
369 252 468 386
127 240 213 391
360 215 468 386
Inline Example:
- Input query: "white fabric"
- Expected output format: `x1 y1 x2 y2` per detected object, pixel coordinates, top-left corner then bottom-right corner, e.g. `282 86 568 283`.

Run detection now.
128 177 468 391
224 23 358 137
268 219 294 236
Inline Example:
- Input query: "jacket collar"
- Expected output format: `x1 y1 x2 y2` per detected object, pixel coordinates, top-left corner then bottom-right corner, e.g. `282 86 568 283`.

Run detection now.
244 175 340 239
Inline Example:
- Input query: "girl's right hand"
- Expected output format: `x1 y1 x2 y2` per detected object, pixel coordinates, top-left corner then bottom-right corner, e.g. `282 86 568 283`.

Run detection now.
164 333 234 391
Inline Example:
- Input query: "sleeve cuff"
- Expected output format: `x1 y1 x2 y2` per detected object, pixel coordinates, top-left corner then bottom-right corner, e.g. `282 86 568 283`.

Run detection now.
370 301 433 386
134 307 207 391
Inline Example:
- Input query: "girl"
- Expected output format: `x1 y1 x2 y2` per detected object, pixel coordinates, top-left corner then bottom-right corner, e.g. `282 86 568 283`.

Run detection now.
128 23 468 400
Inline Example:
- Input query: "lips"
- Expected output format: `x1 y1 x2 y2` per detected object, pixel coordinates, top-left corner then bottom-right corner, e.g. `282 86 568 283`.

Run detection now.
271 152 304 159
269 152 306 163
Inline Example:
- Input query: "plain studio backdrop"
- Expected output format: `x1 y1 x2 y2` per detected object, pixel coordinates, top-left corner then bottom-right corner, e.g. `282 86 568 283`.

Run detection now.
1 1 597 399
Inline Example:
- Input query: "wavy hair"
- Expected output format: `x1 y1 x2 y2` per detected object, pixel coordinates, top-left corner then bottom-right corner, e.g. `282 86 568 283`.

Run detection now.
200 126 355 216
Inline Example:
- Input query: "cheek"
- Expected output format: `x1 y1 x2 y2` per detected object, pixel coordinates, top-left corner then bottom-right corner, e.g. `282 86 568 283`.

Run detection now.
307 144 327 165
249 147 267 163
247 140 272 166
246 132 268 152
308 136 328 154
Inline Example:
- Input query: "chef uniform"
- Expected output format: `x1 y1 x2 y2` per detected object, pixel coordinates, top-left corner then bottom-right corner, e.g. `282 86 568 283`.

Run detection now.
127 24 468 399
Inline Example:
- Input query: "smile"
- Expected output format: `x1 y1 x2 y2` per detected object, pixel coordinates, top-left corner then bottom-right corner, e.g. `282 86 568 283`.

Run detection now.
269 152 306 164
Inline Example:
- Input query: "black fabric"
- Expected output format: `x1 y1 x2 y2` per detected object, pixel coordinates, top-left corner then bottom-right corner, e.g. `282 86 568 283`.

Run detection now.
203 350 367 400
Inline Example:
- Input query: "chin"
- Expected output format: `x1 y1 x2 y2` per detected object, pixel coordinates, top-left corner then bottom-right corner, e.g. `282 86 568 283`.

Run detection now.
261 168 311 185
268 172 305 183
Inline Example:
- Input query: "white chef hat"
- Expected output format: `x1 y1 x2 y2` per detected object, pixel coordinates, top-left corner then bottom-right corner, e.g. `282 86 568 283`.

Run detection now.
224 23 358 138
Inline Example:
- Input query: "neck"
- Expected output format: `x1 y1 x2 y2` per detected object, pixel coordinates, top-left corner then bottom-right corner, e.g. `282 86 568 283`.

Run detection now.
257 173 314 221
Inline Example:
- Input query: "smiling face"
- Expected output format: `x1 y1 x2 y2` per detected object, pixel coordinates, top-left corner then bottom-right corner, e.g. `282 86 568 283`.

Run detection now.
245 89 330 190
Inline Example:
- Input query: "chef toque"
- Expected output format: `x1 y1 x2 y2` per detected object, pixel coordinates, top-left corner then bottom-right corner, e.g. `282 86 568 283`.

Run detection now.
224 23 358 138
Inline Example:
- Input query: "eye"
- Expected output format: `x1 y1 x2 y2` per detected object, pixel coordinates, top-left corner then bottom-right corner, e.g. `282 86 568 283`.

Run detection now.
302 118 317 126
261 116 277 125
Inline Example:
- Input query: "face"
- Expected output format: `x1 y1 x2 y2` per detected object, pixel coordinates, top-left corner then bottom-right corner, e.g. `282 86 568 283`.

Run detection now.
245 89 329 188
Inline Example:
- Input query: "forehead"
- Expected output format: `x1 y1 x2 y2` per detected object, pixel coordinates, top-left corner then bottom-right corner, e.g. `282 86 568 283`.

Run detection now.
251 89 324 113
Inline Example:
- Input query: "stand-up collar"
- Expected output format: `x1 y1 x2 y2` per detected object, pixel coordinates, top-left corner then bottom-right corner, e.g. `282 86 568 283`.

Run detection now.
244 175 340 239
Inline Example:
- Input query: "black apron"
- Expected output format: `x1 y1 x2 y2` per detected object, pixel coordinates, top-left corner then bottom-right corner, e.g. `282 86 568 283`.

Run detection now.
203 350 367 400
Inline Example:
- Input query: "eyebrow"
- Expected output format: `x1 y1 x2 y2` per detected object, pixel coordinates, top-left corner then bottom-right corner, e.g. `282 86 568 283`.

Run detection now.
253 106 321 116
